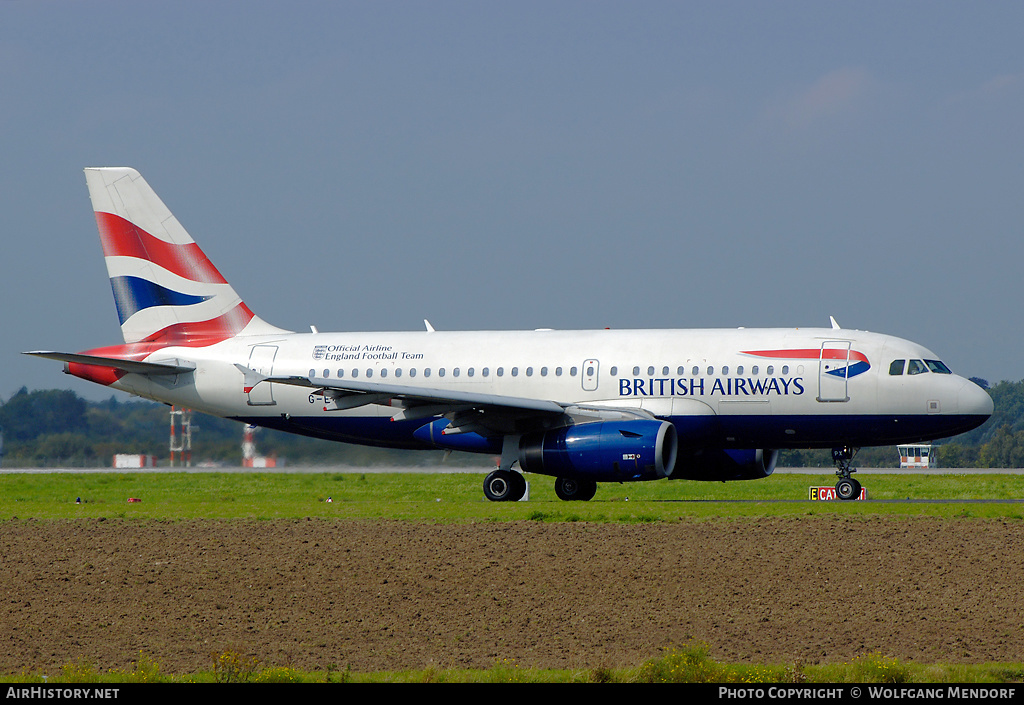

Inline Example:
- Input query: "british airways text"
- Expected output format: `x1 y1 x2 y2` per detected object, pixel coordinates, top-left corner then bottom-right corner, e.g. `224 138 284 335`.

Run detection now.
619 376 805 397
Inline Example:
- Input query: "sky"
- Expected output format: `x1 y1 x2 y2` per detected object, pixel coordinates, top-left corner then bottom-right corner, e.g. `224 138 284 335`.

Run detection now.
2 1 1023 402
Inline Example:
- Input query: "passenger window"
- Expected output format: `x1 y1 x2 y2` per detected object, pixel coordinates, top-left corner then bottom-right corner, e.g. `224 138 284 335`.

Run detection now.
648 366 655 376
511 367 519 377
570 367 577 376
907 360 927 375
496 367 504 377
692 366 699 375
380 369 388 378
751 366 758 375
782 366 789 375
633 366 641 376
889 360 905 376
662 366 670 375
541 367 548 376
767 366 774 375
722 366 729 375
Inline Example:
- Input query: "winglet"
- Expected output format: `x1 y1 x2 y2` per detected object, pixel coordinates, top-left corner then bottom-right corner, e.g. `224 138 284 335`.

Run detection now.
830 316 841 330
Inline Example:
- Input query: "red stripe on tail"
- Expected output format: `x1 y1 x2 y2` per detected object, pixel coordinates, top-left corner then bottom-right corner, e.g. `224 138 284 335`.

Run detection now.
95 211 228 284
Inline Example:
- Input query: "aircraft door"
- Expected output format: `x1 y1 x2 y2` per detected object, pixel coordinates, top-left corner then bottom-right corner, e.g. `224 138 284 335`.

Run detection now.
817 341 851 403
581 359 599 392
247 345 278 406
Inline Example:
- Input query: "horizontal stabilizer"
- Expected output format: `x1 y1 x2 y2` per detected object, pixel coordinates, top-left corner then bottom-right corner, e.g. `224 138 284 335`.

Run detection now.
24 351 196 376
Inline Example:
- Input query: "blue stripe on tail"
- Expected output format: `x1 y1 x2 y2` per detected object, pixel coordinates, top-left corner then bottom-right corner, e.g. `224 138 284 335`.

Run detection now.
109 275 212 324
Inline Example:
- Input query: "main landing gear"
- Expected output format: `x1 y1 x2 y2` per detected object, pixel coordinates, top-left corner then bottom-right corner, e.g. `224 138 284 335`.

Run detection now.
483 469 528 502
483 436 530 502
554 477 597 502
483 471 599 502
832 446 862 501
482 436 599 502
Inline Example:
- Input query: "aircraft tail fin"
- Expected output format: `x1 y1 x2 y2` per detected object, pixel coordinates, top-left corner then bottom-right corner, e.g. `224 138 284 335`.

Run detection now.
84 167 288 344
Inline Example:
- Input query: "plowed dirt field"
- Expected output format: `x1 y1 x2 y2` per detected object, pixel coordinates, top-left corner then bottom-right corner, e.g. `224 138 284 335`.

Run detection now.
2 517 1022 675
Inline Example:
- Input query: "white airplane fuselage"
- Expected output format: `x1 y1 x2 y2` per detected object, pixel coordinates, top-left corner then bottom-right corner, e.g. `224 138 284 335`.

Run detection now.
75 326 990 455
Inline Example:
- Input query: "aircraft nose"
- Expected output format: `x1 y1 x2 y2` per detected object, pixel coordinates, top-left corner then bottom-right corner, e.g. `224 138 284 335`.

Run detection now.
958 378 994 418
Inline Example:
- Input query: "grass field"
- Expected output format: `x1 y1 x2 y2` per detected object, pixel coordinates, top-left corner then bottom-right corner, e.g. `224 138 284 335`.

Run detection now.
3 470 1023 683
2 469 1023 521
5 641 1024 684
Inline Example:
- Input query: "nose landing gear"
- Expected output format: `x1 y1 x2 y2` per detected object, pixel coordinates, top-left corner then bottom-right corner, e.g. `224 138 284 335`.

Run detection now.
832 446 862 501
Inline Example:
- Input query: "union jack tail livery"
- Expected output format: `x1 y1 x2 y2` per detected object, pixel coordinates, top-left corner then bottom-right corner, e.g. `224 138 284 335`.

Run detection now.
84 167 285 345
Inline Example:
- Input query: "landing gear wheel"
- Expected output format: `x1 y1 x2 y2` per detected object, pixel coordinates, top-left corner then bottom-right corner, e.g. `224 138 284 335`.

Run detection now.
484 470 526 502
509 471 527 501
554 477 597 502
835 477 861 501
831 446 861 501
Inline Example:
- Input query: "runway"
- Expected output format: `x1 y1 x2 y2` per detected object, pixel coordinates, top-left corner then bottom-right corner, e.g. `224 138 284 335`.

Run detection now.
1 465 1022 474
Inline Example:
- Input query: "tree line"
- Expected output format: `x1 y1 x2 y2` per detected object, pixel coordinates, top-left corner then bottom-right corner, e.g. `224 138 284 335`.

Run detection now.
0 387 459 468
0 378 1017 468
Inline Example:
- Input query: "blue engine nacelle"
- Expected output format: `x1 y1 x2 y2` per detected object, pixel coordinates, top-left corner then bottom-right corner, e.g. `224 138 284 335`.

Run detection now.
412 418 503 454
518 420 678 482
669 448 778 481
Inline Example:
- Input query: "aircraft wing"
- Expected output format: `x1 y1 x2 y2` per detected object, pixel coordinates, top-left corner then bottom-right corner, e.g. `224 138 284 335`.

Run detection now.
24 351 196 376
237 365 648 436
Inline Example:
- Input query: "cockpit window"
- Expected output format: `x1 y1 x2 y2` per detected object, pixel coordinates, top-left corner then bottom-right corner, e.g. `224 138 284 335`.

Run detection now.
889 360 905 376
907 359 927 375
925 359 952 374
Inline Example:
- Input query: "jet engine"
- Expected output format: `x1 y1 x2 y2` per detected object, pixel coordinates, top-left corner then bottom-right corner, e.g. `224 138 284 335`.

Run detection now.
518 419 678 482
670 448 778 481
412 418 503 454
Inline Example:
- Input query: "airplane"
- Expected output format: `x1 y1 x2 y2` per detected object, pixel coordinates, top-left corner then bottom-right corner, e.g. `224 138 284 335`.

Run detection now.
27 167 994 501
